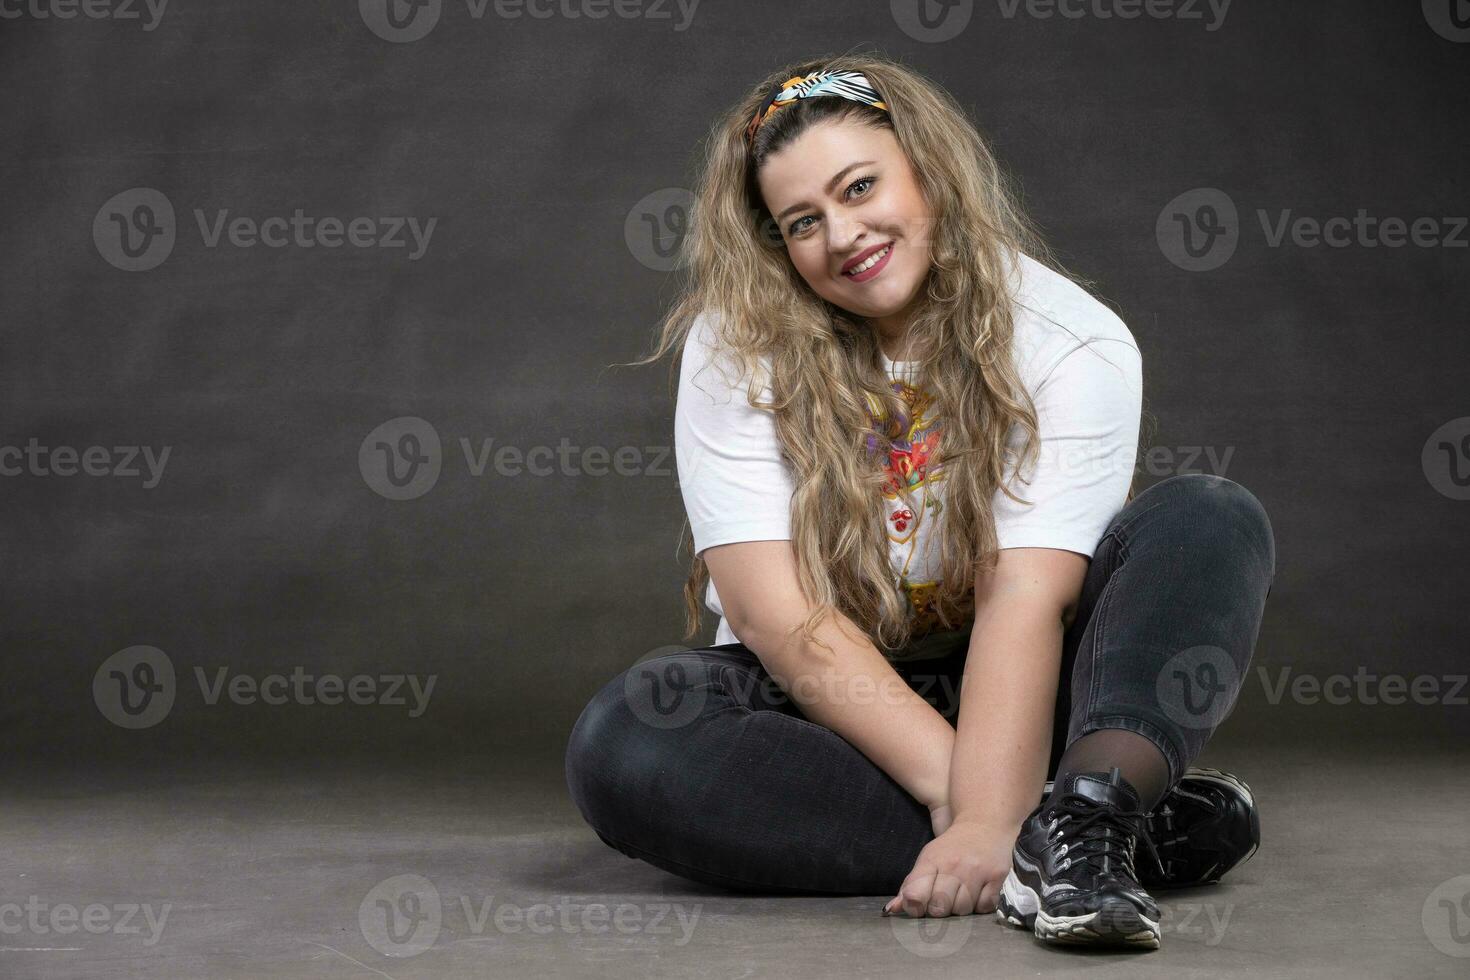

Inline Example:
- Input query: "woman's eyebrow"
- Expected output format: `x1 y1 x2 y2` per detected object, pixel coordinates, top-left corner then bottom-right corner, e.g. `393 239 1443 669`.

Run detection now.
775 160 879 221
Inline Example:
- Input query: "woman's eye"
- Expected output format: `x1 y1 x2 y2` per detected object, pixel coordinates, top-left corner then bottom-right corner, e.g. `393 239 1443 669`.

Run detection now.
787 177 876 236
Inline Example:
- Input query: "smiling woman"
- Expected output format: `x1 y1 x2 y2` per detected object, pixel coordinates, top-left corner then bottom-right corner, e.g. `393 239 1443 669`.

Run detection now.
757 121 935 358
566 52 1276 953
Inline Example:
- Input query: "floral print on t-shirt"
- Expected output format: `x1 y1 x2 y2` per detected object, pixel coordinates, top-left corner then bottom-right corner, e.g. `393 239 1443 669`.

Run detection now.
864 375 954 636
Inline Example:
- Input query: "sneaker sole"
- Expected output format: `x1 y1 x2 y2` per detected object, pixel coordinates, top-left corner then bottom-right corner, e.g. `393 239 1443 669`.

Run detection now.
996 869 1161 950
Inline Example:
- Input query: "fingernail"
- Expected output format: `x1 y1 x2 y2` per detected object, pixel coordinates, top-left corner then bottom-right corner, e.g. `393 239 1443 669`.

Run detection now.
880 900 892 917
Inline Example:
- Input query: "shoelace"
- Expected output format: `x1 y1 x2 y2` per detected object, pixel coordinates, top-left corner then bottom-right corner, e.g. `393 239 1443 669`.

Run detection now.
1045 793 1164 883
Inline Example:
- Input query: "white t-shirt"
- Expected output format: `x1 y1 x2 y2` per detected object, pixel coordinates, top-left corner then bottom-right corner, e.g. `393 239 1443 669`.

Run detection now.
674 252 1143 652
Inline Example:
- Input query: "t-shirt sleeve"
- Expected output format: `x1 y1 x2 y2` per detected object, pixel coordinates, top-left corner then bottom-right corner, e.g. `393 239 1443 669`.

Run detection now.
674 313 795 559
992 339 1143 557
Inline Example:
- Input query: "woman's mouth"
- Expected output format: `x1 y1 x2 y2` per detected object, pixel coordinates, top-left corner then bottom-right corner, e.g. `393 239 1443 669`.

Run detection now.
843 242 894 282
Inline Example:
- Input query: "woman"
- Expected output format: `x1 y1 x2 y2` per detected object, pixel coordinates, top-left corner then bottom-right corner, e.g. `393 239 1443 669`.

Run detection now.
565 53 1275 952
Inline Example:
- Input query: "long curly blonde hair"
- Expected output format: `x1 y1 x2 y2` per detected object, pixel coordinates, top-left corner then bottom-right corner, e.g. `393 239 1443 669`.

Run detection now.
630 51 1134 655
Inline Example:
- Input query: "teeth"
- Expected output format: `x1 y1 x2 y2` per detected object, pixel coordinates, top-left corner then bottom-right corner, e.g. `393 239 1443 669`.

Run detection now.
846 244 891 275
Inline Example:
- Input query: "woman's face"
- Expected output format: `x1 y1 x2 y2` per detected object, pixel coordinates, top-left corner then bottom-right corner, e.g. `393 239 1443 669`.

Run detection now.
756 117 935 348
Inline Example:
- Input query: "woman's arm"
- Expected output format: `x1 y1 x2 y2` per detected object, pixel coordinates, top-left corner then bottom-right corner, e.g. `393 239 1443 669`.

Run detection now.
883 547 1089 917
675 315 955 811
704 540 956 810
946 547 1090 833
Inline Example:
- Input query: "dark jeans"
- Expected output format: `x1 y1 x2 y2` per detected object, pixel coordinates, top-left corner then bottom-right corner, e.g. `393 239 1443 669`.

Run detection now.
565 474 1276 896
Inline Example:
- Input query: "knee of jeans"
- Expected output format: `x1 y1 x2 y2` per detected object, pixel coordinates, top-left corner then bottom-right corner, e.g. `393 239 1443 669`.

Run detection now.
565 656 718 836
1158 473 1275 575
564 675 641 833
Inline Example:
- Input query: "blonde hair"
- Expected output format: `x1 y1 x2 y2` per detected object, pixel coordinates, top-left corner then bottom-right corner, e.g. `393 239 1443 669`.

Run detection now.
629 50 1140 655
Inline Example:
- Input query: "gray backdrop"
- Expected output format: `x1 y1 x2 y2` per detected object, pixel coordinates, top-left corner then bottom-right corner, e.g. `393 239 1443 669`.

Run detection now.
2 0 1466 777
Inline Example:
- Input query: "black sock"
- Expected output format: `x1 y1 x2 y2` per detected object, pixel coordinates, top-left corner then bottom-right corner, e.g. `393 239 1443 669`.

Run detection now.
1052 728 1170 812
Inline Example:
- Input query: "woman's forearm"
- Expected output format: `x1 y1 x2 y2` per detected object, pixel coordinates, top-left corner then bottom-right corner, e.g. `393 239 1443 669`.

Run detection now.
741 612 956 809
947 594 1067 830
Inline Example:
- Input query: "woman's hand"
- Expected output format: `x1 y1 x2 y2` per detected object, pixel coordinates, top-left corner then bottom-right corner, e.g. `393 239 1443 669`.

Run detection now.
882 818 1019 918
927 800 954 837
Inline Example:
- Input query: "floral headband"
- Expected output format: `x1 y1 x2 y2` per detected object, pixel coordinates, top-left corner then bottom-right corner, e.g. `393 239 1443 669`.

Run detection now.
744 69 889 147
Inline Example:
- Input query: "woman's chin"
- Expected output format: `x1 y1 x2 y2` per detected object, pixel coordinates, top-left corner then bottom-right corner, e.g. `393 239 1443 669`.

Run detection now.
840 287 919 321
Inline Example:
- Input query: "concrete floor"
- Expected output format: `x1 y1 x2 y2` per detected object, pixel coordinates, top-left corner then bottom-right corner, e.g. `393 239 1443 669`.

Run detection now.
2 735 1466 979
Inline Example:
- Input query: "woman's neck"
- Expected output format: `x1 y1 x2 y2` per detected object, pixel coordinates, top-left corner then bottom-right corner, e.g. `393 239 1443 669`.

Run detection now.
878 327 929 362
872 294 928 361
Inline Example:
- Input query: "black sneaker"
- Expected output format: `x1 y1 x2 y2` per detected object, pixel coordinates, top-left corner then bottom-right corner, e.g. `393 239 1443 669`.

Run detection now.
1041 766 1260 889
999 767 1163 949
